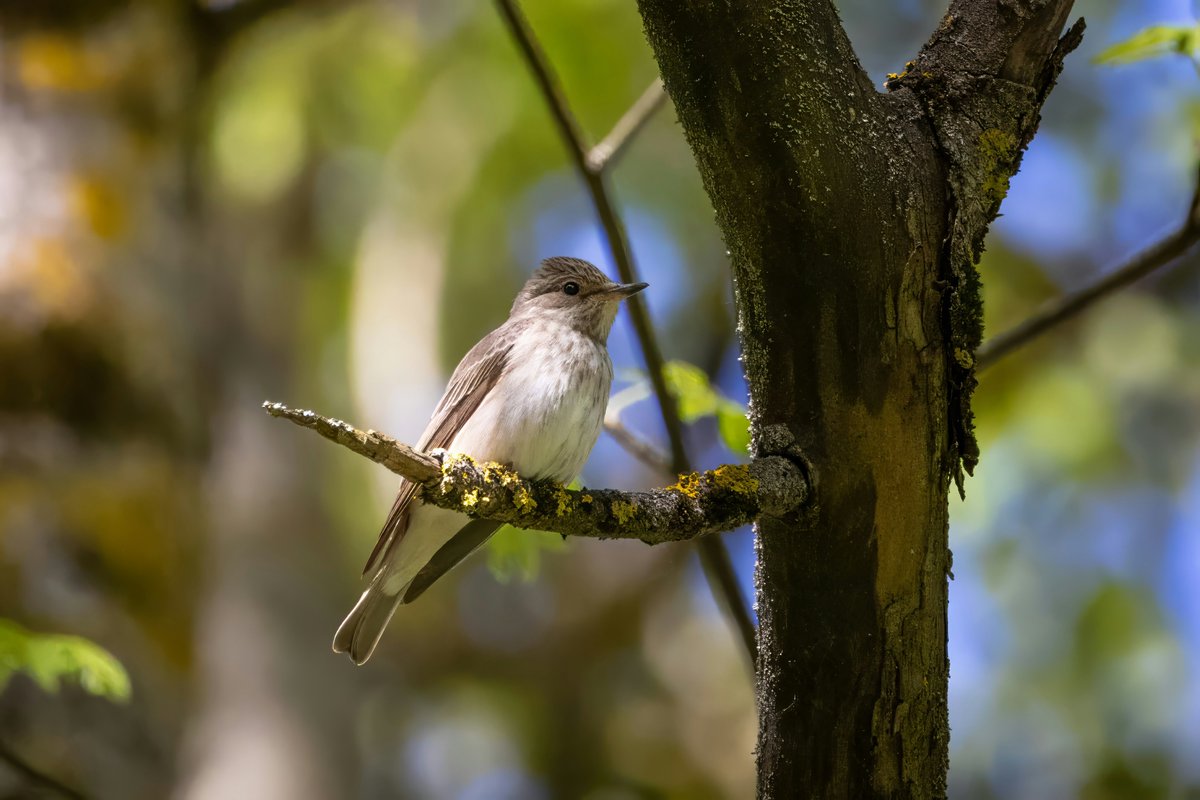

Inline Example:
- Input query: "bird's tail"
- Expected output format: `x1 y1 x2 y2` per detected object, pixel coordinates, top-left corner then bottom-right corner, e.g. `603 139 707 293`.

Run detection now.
332 583 403 665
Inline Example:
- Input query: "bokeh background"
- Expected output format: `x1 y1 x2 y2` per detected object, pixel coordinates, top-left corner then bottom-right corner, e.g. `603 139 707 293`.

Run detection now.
0 0 1197 797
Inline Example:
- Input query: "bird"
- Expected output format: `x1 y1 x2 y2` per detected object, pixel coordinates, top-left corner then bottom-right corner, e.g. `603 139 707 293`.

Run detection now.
333 256 647 664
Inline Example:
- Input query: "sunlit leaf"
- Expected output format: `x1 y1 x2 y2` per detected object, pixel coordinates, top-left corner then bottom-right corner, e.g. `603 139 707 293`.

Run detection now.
613 360 750 457
484 479 576 583
717 400 751 455
212 77 307 202
1012 365 1116 471
485 526 567 584
1094 24 1200 65
0 620 131 702
662 360 720 422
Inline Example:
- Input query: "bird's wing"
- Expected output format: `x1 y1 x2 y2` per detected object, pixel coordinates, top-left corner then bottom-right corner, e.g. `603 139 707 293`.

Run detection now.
401 517 504 603
361 327 516 577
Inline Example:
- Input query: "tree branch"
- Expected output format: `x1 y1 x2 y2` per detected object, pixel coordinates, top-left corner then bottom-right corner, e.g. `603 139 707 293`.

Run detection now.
586 79 669 173
263 402 808 544
603 418 672 475
0 741 87 800
264 400 806 544
889 1 1083 483
493 0 759 664
977 162 1200 370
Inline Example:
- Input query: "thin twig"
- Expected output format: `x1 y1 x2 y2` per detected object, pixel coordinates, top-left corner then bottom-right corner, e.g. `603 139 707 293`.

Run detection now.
492 0 759 664
977 165 1200 370
0 741 87 800
586 79 669 173
604 418 672 474
264 402 809 542
491 0 685 468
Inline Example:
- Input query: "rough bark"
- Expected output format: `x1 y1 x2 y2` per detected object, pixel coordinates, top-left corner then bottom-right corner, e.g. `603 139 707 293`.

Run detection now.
263 402 810 543
634 0 1081 796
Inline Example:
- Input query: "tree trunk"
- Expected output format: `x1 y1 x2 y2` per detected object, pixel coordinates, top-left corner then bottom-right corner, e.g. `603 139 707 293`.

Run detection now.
634 1 1083 796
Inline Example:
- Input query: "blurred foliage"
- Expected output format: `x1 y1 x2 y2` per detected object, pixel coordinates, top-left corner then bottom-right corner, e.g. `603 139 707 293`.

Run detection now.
485 479 577 583
0 620 129 702
486 527 568 584
0 0 1196 798
612 360 751 456
1095 24 1200 66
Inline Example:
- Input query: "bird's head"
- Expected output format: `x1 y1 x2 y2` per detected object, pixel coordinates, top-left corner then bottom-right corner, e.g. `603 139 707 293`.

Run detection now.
510 256 647 342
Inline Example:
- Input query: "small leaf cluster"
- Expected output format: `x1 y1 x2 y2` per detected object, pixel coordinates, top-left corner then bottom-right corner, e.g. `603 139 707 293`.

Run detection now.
1095 24 1200 65
0 619 130 702
610 360 750 456
487 526 569 583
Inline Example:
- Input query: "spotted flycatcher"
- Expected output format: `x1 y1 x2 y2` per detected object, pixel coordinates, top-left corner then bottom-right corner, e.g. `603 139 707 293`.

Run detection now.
333 257 647 664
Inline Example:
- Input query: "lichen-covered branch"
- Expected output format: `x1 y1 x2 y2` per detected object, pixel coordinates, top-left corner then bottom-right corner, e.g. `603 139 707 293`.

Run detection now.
263 402 809 544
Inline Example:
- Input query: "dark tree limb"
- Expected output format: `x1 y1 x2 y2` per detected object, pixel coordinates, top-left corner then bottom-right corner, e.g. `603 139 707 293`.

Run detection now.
263 402 808 543
890 4 1085 485
978 161 1200 369
0 741 87 800
492 0 758 666
635 0 1081 797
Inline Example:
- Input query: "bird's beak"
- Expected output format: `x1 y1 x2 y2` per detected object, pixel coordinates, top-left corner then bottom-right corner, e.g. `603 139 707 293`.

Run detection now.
603 281 648 300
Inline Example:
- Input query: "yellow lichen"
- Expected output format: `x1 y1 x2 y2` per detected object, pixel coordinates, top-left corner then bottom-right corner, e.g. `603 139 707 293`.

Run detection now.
478 459 521 488
512 486 537 514
581 494 594 505
710 464 759 495
977 128 1018 206
445 453 477 469
553 487 573 516
440 453 478 486
610 499 637 525
669 472 703 499
460 488 480 509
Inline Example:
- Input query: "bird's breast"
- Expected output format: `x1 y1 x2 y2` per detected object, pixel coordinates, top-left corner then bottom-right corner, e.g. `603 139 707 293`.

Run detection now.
449 326 612 483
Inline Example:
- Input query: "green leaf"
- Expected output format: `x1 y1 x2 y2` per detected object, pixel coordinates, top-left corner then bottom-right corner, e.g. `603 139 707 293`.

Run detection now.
485 525 567 584
1094 24 1200 65
717 400 751 455
0 620 131 702
611 360 752 458
661 360 720 422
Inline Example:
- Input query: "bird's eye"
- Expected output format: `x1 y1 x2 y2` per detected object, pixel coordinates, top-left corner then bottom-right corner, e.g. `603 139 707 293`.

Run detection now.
563 281 580 296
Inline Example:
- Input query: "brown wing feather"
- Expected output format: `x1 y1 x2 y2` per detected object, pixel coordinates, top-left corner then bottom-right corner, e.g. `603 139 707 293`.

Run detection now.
401 518 504 603
361 327 517 576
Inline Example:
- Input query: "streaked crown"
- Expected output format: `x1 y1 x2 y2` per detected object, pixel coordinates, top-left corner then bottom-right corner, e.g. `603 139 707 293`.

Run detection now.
510 257 615 313
508 256 642 343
